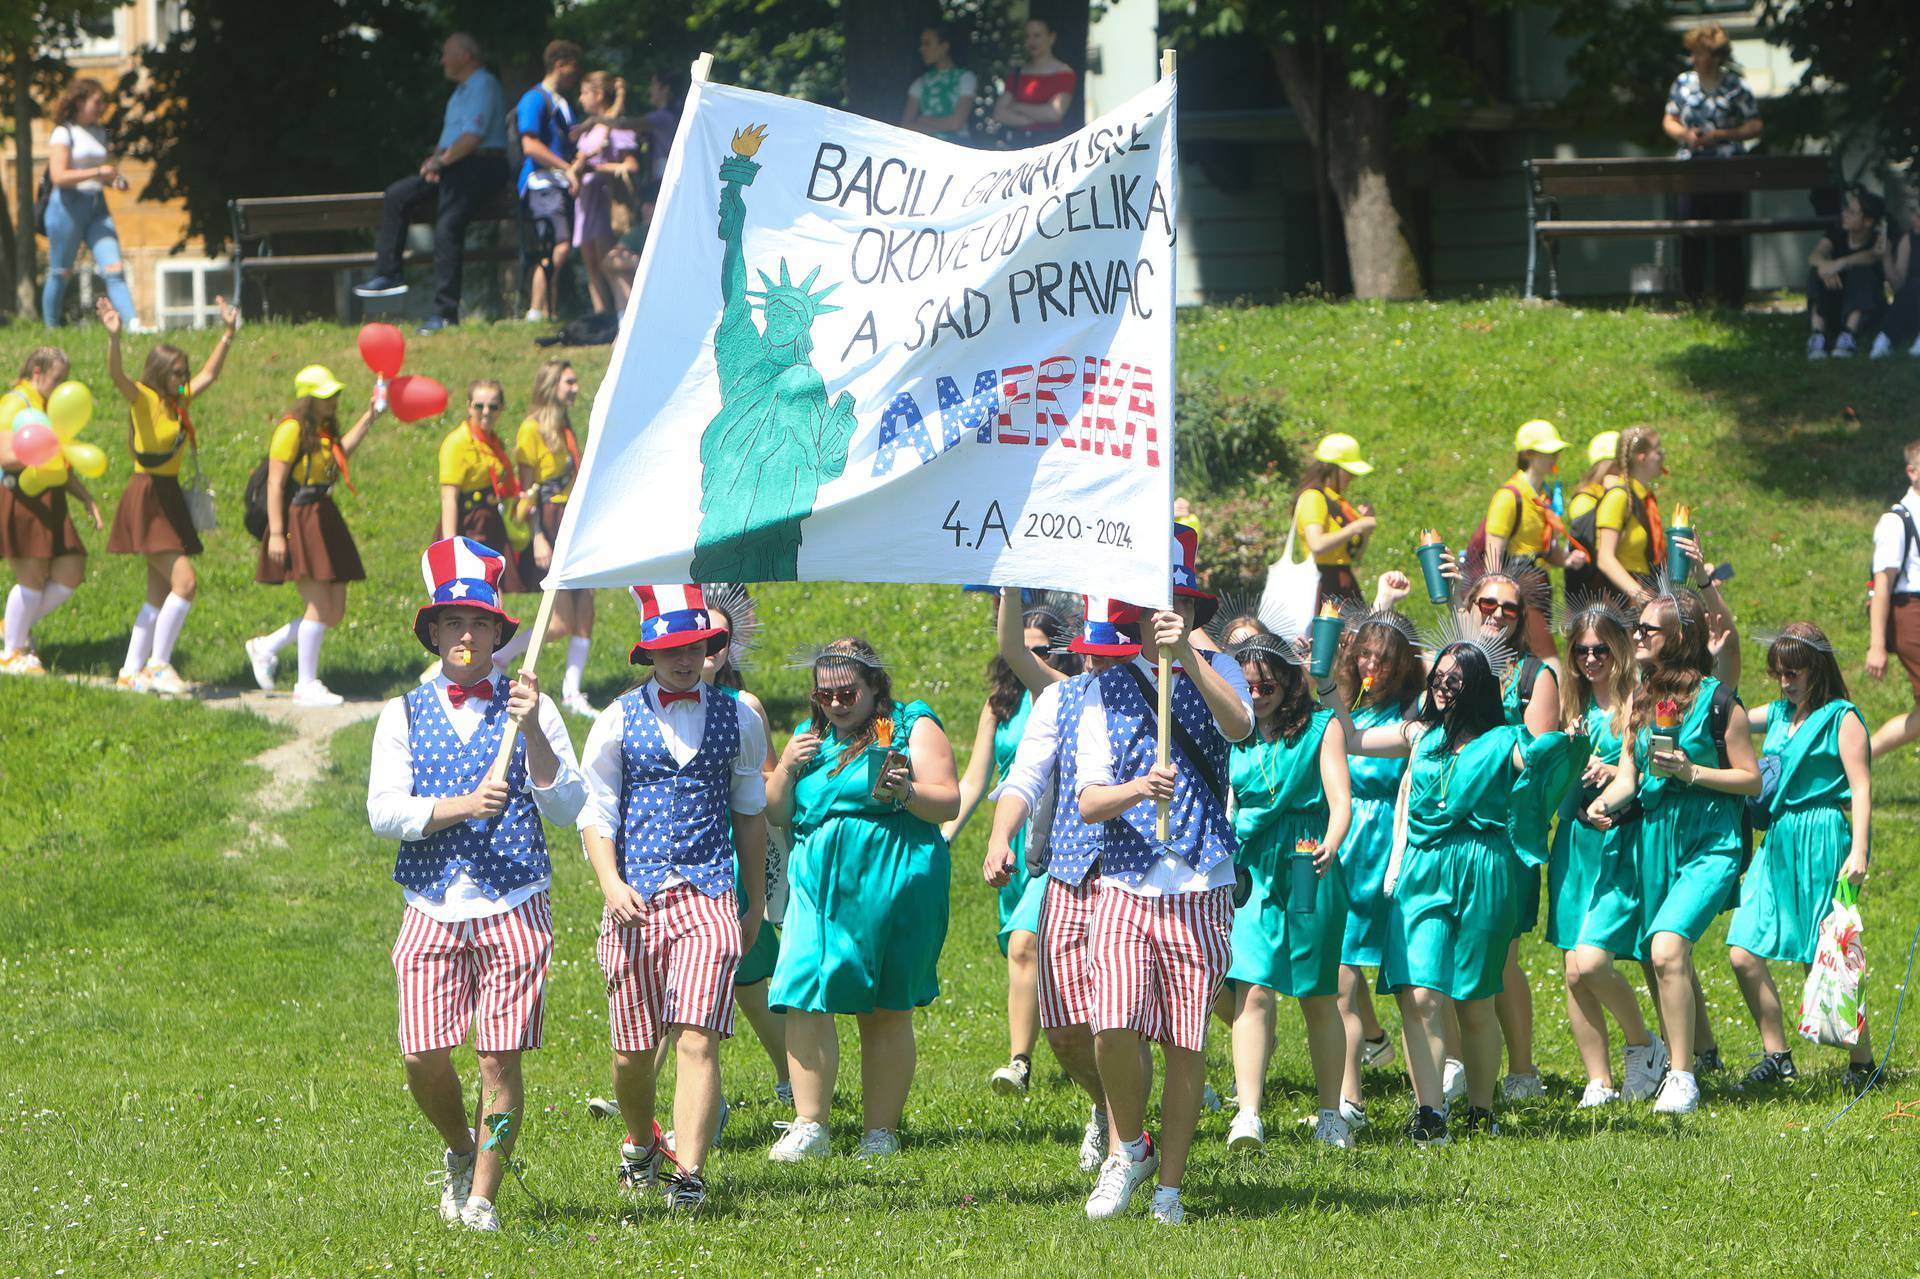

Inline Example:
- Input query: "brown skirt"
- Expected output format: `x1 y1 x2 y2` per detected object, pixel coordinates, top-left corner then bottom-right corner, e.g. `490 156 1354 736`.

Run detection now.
1889 595 1920 699
107 472 203 557
256 494 365 585
438 502 535 594
0 482 84 559
1315 563 1361 608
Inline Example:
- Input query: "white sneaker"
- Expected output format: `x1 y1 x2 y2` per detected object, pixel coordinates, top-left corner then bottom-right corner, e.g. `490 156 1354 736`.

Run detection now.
524 309 547 323
1833 331 1858 359
1871 332 1893 359
856 1128 899 1160
1653 1070 1700 1115
990 1057 1031 1096
291 679 345 708
1359 1034 1396 1070
1313 1109 1356 1149
116 669 145 692
1442 1058 1468 1104
618 1137 665 1190
1578 1079 1621 1109
142 661 188 696
1078 1105 1109 1173
244 636 279 690
1501 1071 1545 1101
1226 1108 1265 1152
768 1118 830 1162
1909 334 1920 357
1148 1185 1184 1225
437 1147 475 1222
1201 1083 1223 1113
1338 1097 1368 1131
1807 334 1827 361
1622 1040 1669 1102
459 1194 500 1232
1085 1143 1157 1220
561 691 599 719
2 649 45 675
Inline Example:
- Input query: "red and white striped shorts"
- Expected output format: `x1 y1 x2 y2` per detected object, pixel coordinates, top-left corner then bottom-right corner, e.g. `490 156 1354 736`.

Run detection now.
391 892 553 1055
597 883 741 1052
1087 884 1233 1052
1037 874 1102 1030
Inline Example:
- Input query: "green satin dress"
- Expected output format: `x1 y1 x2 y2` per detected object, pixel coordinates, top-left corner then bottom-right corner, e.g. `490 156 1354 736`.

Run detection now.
1631 677 1744 946
1549 701 1626 953
993 691 1047 954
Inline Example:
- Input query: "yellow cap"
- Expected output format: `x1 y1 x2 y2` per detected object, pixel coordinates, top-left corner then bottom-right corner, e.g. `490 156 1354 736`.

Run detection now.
1313 432 1373 475
294 364 344 400
1587 430 1620 465
1514 419 1569 455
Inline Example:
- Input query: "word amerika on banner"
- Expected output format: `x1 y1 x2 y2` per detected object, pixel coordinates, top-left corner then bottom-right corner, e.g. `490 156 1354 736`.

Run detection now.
547 73 1179 608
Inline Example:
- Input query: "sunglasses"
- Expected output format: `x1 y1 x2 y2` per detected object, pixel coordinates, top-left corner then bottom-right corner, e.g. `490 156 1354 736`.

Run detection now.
1248 680 1278 697
811 685 863 707
1028 645 1052 659
1429 671 1465 693
1572 643 1610 661
1473 598 1522 620
470 402 504 413
1631 622 1667 640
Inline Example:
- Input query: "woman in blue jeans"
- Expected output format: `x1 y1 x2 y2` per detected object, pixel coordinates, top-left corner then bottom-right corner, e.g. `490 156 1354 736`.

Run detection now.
42 78 138 328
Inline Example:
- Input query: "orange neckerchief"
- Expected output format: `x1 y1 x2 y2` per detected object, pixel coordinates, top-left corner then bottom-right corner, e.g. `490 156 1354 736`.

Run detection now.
469 420 521 499
1641 486 1667 566
167 386 199 450
562 426 581 474
280 416 357 495
1326 486 1360 525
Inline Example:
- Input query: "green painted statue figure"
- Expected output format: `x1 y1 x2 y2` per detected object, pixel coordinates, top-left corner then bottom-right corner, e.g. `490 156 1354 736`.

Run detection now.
690 125 858 583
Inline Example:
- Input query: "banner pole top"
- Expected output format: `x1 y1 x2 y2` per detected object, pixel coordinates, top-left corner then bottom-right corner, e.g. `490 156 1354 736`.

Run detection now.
1160 49 1175 79
692 52 714 83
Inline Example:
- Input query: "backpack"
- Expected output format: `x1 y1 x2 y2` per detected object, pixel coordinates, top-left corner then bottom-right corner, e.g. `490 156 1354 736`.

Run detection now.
1704 681 1756 867
1872 502 1920 610
242 456 273 541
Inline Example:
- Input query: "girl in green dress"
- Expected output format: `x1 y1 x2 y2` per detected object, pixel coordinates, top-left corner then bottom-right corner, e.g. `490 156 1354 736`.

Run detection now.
945 590 1079 1096
1556 601 1667 1107
902 23 978 143
1223 631 1354 1153
1727 624 1875 1089
1588 590 1760 1116
765 638 960 1161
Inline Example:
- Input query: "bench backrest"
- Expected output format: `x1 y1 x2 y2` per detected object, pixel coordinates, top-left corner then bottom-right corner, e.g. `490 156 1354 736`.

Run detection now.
231 188 518 239
1528 155 1834 198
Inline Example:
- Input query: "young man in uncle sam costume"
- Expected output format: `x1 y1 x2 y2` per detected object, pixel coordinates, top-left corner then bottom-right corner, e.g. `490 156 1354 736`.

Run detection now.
1069 526 1253 1224
365 536 585 1233
577 584 770 1213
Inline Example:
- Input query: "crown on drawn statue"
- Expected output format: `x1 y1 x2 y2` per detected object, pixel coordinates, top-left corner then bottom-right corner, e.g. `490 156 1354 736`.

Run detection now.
747 260 841 322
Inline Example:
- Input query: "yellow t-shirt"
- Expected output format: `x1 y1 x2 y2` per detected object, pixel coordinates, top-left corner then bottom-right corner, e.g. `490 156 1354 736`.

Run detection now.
513 417 572 499
1595 477 1655 575
268 417 338 487
1483 470 1546 557
130 383 187 478
13 380 45 412
1566 481 1603 528
1294 487 1353 566
439 424 508 493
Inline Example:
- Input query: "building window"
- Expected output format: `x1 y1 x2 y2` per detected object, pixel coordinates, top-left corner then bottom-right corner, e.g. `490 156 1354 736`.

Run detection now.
146 0 189 41
1668 1 1757 16
70 9 125 59
154 259 231 329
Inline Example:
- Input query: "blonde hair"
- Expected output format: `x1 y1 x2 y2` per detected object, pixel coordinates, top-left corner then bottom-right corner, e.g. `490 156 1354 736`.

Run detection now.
1683 21 1733 64
1615 424 1662 475
528 359 573 458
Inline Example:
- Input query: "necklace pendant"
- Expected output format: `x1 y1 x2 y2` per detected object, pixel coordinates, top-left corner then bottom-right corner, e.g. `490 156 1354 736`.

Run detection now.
1437 799 1447 810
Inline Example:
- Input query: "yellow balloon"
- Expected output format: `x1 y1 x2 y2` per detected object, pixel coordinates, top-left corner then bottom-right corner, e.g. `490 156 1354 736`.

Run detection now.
47 380 94 441
62 440 107 478
19 457 69 497
0 389 28 433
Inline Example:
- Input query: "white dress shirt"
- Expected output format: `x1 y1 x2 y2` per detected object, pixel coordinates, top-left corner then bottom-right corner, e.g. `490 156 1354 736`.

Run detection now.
578 683 770 887
1872 489 1920 594
1076 651 1252 898
367 676 587 923
990 678 1065 814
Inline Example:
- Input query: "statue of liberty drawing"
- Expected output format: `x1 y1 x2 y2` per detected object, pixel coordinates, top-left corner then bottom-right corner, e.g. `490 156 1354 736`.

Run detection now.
690 124 858 583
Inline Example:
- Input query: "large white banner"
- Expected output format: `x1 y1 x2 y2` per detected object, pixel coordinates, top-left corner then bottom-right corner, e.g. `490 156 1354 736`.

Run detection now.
547 75 1179 606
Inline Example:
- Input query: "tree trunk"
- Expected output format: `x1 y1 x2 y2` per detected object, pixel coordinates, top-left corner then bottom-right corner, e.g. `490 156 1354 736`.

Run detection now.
1268 39 1424 300
11 37 33 318
840 0 939 123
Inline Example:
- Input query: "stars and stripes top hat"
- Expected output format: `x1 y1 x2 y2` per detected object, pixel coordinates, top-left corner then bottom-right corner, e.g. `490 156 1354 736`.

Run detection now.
413 536 520 653
1172 525 1218 625
1070 596 1143 657
629 584 729 665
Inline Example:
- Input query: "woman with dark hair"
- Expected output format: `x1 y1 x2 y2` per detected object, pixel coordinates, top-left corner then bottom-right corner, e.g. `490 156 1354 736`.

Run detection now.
1805 186 1890 360
991 17 1077 147
0 346 100 675
1293 434 1376 606
100 294 237 695
946 589 1078 1095
1334 631 1573 1144
1554 602 1667 1107
569 73 641 317
42 77 137 326
765 638 959 1160
1725 624 1874 1089
1588 590 1761 1115
904 22 977 144
1222 629 1353 1152
1877 204 1920 358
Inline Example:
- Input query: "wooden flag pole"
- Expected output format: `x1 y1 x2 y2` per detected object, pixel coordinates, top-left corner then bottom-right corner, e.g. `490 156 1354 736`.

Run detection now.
1154 47 1176 844
486 586 559 783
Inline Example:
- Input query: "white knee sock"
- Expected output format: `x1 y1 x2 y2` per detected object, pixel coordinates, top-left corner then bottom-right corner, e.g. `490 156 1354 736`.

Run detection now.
34 581 74 626
121 603 159 676
297 618 327 686
563 635 591 698
260 617 302 655
150 592 192 667
492 625 531 672
4 585 41 652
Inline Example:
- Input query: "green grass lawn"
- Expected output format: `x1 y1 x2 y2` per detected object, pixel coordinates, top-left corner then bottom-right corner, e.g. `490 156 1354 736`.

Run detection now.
4 301 1919 1275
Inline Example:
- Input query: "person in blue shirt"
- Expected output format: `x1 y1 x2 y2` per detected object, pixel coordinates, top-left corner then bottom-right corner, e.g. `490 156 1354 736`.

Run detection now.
356 32 510 334
514 40 582 324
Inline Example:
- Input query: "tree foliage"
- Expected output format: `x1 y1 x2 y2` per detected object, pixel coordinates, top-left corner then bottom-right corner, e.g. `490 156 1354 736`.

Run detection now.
1761 0 1920 172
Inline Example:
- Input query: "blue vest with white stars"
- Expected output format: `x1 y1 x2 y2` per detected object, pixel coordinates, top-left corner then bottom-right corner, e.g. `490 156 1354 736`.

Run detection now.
393 682 548 901
615 685 741 901
1047 672 1109 888
1085 660 1237 887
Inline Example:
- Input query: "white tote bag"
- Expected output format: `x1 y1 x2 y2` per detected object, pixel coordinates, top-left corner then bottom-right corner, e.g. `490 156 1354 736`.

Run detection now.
1257 523 1322 640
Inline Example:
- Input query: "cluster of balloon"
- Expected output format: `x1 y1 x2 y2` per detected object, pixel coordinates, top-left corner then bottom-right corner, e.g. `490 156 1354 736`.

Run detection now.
2 382 103 496
356 323 449 424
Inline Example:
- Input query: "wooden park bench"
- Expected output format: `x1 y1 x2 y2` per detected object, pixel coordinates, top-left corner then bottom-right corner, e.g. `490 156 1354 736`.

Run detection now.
1524 154 1837 299
227 187 525 321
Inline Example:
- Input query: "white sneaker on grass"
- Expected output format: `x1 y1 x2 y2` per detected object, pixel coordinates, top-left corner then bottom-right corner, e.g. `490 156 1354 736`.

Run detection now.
142 661 189 696
768 1118 830 1162
989 1056 1031 1096
1148 1185 1184 1225
244 636 279 690
1833 331 1858 358
1578 1079 1621 1109
1078 1105 1109 1173
1338 1097 1368 1130
856 1128 900 1160
1085 1142 1157 1220
618 1137 665 1190
1653 1070 1700 1115
1910 334 1920 357
1622 1040 1669 1102
1807 334 1827 360
561 691 599 719
1314 1109 1355 1149
460 1194 500 1231
292 679 344 708
1226 1108 1265 1152
1359 1033 1396 1070
437 1147 475 1223
1871 332 1893 359
1442 1058 1468 1104
1501 1071 1545 1101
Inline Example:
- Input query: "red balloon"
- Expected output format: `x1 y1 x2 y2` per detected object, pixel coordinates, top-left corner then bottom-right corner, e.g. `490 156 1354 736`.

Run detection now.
388 375 449 423
357 322 406 379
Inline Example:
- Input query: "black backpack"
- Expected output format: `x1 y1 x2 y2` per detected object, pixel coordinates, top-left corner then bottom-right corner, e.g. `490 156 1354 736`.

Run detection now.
242 457 273 541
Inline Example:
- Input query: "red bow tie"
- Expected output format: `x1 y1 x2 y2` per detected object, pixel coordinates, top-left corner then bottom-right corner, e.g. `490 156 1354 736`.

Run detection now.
446 679 494 708
656 688 700 707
